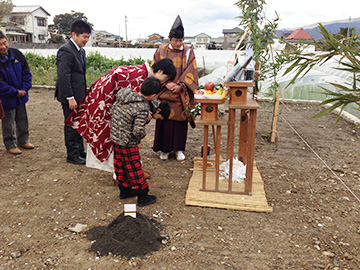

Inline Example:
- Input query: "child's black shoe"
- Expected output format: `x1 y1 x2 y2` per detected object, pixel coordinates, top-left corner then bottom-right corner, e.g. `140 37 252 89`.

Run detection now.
118 185 137 199
138 194 157 207
137 187 157 207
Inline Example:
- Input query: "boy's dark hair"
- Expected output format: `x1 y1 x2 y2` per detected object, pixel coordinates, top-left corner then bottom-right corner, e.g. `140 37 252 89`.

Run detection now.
0 31 7 40
71 20 92 35
159 102 171 119
152 58 177 81
140 77 161 96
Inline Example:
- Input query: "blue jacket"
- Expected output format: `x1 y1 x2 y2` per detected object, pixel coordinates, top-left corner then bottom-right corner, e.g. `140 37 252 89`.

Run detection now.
0 48 32 111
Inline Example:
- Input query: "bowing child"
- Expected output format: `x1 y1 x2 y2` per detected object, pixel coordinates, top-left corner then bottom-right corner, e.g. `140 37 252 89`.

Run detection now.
110 77 170 206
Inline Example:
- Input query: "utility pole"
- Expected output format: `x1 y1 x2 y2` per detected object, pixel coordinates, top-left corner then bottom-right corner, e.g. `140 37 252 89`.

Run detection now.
118 23 121 48
347 16 351 38
125 15 128 48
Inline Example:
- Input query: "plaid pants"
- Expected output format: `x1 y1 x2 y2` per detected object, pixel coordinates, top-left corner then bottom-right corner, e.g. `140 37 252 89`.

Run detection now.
113 142 148 190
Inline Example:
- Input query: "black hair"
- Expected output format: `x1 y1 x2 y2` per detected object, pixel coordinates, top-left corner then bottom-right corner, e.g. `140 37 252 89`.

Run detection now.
71 20 92 35
152 58 177 81
140 77 161 96
0 31 6 40
159 102 171 119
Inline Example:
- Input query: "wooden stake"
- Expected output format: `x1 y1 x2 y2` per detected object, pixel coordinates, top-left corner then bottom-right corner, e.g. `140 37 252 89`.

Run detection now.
253 61 260 97
271 91 281 143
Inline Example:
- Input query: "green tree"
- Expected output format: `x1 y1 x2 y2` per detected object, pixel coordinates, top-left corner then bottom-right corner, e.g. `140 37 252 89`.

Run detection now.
0 0 13 21
206 41 216 50
236 0 292 141
235 0 280 84
339 26 354 37
53 11 93 36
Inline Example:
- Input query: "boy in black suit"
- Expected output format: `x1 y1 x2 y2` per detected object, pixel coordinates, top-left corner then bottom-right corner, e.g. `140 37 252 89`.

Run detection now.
55 20 92 165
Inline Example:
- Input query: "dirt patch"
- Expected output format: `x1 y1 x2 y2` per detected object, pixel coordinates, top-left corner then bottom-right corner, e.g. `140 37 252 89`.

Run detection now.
0 87 359 269
87 212 163 258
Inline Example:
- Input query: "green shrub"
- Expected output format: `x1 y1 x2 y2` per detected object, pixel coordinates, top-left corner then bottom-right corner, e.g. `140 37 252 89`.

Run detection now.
25 51 149 87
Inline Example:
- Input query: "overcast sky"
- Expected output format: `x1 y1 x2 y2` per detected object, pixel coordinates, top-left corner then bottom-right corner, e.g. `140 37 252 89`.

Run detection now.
12 0 359 39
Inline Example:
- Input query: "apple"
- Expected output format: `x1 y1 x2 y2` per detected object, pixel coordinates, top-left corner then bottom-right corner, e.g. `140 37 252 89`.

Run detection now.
195 90 204 95
205 81 215 91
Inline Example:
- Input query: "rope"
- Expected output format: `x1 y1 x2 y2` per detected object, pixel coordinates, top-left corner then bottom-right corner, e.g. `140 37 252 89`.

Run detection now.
280 114 360 204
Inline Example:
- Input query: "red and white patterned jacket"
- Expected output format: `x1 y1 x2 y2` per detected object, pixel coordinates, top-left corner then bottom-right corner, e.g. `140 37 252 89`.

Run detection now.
65 63 150 162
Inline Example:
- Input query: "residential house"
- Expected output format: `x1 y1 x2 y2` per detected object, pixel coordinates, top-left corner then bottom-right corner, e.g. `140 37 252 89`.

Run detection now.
4 5 50 43
209 37 224 50
183 36 194 47
91 30 122 47
284 28 312 44
192 33 211 50
148 33 164 43
222 27 243 50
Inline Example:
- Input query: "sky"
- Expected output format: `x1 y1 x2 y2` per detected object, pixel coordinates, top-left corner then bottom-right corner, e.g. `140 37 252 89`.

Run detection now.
12 0 360 39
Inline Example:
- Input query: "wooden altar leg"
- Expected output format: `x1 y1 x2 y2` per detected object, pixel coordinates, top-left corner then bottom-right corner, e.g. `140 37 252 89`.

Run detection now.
238 109 248 164
228 109 236 192
202 125 209 191
245 109 257 194
215 125 221 191
212 125 216 148
226 113 232 160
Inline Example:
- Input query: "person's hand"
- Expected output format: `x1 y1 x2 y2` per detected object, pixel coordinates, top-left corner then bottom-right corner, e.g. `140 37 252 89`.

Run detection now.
165 82 177 90
152 108 164 120
68 99 77 110
147 111 152 121
16 90 27 97
171 84 182 94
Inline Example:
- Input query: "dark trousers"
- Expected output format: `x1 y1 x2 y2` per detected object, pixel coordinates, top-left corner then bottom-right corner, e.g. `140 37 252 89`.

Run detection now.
153 119 188 153
62 103 84 159
1 104 29 150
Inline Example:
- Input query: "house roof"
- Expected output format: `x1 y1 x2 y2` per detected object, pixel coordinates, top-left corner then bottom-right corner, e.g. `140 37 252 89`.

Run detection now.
285 28 312 40
94 30 114 35
222 27 242 34
6 31 27 36
194 33 211 38
148 33 164 38
12 5 51 16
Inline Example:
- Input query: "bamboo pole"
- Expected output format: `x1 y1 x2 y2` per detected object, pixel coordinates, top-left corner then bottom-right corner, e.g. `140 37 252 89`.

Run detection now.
271 91 281 143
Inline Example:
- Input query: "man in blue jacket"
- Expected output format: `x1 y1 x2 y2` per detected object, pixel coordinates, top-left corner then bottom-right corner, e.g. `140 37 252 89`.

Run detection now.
0 31 33 155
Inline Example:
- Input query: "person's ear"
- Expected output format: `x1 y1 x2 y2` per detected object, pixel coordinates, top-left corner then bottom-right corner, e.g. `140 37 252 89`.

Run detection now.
155 70 164 76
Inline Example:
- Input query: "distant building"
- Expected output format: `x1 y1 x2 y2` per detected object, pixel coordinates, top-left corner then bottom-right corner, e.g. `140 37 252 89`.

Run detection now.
192 33 211 50
4 5 50 43
91 30 123 47
209 37 224 50
142 32 223 50
148 33 164 43
284 28 312 44
222 27 243 50
281 31 292 39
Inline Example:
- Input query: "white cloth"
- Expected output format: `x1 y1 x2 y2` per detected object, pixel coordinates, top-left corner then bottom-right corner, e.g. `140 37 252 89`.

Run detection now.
86 143 114 173
219 158 246 183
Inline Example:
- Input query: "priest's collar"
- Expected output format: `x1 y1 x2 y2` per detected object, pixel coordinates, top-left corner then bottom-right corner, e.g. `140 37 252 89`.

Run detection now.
169 44 184 51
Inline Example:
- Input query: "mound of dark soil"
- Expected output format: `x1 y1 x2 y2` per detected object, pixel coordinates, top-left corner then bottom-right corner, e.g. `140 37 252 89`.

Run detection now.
86 212 163 258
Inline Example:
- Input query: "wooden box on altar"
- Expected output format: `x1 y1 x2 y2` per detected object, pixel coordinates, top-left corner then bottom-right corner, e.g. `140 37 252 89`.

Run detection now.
224 81 254 105
194 98 225 121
